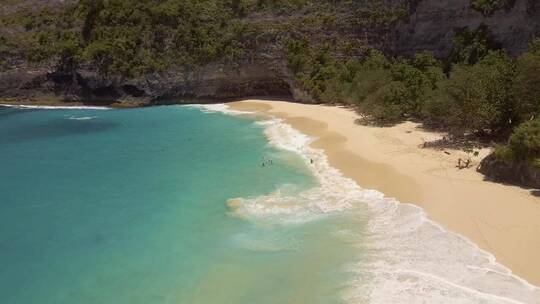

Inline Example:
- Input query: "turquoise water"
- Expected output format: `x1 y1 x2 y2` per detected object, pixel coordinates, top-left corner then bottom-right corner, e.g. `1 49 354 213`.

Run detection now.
0 105 362 304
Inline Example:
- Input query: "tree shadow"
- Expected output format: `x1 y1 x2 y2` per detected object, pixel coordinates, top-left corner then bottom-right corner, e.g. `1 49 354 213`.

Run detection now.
421 136 490 151
354 114 403 128
479 173 540 197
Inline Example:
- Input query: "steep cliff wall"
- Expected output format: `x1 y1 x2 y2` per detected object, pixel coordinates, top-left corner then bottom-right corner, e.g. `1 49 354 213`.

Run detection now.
1 0 539 105
0 59 291 104
393 0 540 57
0 1 395 105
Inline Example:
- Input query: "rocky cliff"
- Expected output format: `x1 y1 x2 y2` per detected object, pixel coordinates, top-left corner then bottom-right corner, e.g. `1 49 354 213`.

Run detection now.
0 59 291 105
393 0 540 57
0 0 539 106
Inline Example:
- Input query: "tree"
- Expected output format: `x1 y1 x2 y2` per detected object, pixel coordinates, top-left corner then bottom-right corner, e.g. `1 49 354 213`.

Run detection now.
448 24 499 66
390 59 434 114
513 38 540 121
413 52 445 89
507 118 540 160
424 51 514 135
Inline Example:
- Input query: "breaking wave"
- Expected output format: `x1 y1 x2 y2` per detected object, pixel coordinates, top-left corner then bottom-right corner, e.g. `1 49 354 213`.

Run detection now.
184 104 250 115
67 116 98 120
194 104 540 303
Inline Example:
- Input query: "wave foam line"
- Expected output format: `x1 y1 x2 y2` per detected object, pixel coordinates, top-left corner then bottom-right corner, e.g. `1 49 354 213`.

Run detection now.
393 269 529 304
196 103 540 303
184 104 251 116
68 116 98 120
0 104 109 110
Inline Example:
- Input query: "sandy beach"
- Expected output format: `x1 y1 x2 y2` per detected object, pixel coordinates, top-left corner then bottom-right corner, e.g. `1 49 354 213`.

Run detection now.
229 99 540 287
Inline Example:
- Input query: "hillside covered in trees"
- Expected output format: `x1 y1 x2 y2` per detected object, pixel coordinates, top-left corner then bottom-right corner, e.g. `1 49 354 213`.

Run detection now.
287 32 540 187
0 0 410 102
1 0 538 102
1 0 540 186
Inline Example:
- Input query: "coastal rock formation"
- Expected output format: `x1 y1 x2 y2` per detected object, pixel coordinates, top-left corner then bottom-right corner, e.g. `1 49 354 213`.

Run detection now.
393 0 540 57
479 153 540 189
0 59 290 104
0 0 539 105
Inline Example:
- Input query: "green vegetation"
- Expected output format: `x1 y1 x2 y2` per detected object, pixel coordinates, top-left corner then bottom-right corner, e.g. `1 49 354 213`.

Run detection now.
494 39 540 168
286 40 444 123
286 33 540 169
471 0 515 16
0 0 255 76
513 39 540 122
2 1 538 180
424 51 515 135
494 118 540 167
0 0 408 76
448 24 500 66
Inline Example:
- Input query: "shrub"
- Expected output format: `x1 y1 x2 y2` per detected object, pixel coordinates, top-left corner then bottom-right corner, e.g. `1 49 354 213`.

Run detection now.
363 81 408 122
424 51 515 134
507 118 540 160
471 0 516 16
513 39 540 121
448 24 499 66
1 0 248 76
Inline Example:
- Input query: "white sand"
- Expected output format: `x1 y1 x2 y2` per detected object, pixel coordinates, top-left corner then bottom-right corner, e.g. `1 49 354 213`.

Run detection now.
229 99 540 286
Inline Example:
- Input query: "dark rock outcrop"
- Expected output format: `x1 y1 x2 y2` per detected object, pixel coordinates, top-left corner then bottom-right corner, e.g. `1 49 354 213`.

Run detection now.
0 59 292 105
478 153 540 189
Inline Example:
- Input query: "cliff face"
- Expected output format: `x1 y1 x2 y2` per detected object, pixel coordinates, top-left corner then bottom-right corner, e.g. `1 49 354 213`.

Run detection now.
0 0 394 105
0 0 539 105
0 28 311 104
0 59 291 104
393 0 540 57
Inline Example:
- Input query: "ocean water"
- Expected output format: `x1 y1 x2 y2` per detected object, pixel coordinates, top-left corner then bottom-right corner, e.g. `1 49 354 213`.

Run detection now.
0 104 539 304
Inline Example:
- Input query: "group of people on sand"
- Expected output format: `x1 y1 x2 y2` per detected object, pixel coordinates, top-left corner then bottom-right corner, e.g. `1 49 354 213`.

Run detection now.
457 158 471 169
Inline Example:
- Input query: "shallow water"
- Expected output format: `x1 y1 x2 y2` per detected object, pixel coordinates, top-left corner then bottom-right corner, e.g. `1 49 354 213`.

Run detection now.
0 104 538 304
0 105 360 304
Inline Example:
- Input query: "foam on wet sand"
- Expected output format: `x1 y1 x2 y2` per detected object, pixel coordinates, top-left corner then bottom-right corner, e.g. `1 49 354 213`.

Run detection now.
221 100 540 303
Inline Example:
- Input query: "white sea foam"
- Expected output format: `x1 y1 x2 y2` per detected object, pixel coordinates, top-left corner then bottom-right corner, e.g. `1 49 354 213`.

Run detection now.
195 104 540 303
185 104 250 116
0 104 109 110
67 116 98 120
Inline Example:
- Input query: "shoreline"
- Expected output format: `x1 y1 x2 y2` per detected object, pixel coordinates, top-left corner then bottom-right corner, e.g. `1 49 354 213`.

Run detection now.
0 96 293 109
0 103 111 110
228 99 540 287
0 100 140 109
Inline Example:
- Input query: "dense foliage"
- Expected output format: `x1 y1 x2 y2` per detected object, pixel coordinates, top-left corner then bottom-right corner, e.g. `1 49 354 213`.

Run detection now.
0 0 407 76
493 40 540 166
286 34 540 167
0 0 252 77
447 24 500 66
2 1 539 179
495 118 540 168
424 51 515 135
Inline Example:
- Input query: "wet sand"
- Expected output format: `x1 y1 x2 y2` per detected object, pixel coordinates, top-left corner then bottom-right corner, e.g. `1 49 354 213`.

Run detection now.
229 99 540 286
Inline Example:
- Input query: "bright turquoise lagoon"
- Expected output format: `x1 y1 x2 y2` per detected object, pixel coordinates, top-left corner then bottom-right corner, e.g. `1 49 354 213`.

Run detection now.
0 105 361 304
